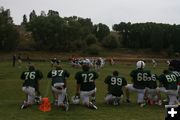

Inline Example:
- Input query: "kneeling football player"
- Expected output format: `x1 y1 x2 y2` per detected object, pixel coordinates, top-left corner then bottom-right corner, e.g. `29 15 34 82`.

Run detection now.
74 64 99 109
47 65 70 111
104 70 127 105
20 65 43 109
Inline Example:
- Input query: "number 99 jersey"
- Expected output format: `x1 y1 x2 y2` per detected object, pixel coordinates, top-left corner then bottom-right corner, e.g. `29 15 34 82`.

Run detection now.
104 75 127 96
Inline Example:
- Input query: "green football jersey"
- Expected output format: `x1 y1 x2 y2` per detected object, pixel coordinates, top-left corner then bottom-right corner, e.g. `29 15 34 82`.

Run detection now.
75 70 98 91
21 70 43 88
146 74 158 89
47 69 70 87
172 71 180 83
130 69 151 89
104 75 127 96
159 71 178 90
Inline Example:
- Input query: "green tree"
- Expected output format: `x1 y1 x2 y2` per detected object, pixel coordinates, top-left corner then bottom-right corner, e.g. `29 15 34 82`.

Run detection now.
21 14 27 25
29 10 37 22
102 33 120 49
0 8 19 51
94 23 110 41
85 34 97 45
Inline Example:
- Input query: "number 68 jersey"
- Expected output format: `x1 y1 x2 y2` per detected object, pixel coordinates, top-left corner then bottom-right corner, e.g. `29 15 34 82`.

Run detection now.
20 70 43 88
75 70 99 91
130 69 151 89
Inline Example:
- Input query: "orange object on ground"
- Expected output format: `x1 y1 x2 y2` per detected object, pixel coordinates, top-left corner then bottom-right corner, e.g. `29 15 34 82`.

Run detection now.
39 97 51 112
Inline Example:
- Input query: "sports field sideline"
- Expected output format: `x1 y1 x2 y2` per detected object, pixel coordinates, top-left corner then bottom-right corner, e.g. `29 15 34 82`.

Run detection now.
0 60 168 120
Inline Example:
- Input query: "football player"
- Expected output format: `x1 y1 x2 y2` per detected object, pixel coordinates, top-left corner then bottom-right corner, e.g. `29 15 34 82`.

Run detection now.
20 65 43 109
74 64 99 109
158 69 179 105
104 70 127 105
144 73 162 105
47 65 70 111
125 60 151 107
169 67 180 102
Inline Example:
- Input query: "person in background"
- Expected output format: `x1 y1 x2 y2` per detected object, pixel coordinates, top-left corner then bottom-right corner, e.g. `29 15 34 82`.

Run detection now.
12 54 16 67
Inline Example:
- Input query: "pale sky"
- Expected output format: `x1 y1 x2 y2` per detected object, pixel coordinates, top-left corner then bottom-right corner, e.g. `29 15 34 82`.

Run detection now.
1 0 180 28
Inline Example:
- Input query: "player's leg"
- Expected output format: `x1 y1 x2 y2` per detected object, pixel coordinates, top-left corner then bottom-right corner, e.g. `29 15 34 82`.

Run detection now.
21 87 36 109
178 85 180 102
125 84 136 103
57 89 69 111
137 89 146 107
166 90 178 105
104 94 114 104
51 86 59 106
91 88 96 104
81 90 97 109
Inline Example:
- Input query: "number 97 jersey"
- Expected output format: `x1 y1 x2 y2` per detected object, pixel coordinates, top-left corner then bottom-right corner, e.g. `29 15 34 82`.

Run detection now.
75 70 99 91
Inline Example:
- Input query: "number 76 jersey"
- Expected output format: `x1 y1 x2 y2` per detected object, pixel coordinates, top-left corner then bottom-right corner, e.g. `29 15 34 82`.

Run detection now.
20 70 43 88
75 70 99 91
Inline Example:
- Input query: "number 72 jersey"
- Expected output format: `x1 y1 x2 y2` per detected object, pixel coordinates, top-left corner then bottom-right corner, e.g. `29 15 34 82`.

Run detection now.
75 70 99 91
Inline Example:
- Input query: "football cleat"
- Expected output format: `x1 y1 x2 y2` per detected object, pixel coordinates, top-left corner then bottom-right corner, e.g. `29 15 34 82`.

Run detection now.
35 96 42 104
20 101 28 109
71 96 80 104
64 103 69 112
91 99 96 105
53 100 58 106
113 98 120 106
139 103 146 107
89 102 98 110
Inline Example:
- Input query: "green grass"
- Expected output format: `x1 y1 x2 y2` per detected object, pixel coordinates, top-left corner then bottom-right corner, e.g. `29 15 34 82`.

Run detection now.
0 61 168 120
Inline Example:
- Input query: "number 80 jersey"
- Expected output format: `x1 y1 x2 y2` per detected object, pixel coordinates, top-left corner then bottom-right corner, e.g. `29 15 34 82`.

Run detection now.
75 70 99 91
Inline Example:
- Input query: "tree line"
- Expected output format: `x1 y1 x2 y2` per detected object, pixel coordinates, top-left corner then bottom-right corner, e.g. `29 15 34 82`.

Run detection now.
0 7 180 55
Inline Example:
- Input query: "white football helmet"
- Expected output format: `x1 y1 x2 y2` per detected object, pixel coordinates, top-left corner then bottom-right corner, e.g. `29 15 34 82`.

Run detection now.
71 96 80 104
136 61 145 69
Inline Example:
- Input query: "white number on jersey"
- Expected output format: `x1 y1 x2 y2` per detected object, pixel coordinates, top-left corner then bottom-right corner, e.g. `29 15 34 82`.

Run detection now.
151 74 156 81
165 74 177 82
137 73 149 81
111 77 122 86
82 73 94 83
25 72 35 80
52 70 63 77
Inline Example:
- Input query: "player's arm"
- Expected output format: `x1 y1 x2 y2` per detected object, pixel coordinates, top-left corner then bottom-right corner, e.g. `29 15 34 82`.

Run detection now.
130 71 135 83
39 70 43 80
20 72 25 80
93 71 99 79
122 78 128 94
104 76 110 84
47 70 52 78
65 70 70 78
76 83 80 96
75 72 81 96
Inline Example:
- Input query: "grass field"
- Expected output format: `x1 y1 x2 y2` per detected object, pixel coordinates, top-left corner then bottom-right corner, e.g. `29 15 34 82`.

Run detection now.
0 60 168 120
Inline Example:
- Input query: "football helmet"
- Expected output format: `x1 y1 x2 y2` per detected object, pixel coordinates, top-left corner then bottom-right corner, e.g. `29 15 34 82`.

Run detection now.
136 61 145 69
71 96 80 104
